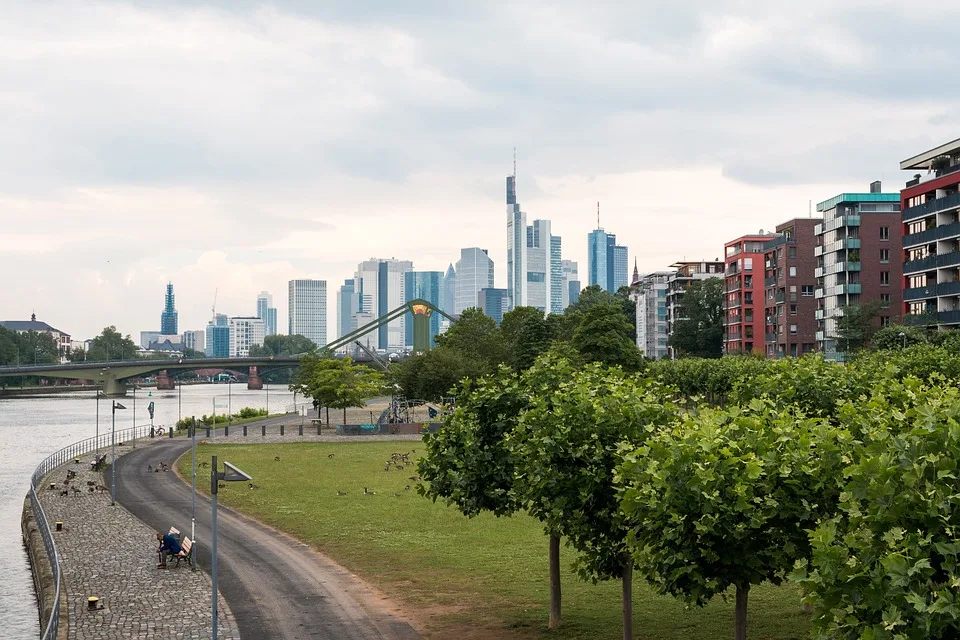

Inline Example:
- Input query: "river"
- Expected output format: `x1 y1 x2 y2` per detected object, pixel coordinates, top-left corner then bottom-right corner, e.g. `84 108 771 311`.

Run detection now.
0 383 297 639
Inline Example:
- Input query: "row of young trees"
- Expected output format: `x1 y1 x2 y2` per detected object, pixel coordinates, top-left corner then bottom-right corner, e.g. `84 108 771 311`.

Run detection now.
418 345 960 639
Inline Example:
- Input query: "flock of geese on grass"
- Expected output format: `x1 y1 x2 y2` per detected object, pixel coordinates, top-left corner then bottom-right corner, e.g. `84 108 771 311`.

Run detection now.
333 450 421 498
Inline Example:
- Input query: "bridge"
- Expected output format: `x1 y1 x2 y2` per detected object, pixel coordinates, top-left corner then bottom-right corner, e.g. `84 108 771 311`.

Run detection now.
0 299 455 397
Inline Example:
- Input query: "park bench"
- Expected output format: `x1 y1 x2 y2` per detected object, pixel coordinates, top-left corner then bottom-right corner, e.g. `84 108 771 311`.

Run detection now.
165 527 193 567
90 453 107 472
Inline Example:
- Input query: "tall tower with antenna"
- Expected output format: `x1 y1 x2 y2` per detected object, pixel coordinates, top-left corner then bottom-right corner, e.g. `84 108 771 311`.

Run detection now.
506 148 526 309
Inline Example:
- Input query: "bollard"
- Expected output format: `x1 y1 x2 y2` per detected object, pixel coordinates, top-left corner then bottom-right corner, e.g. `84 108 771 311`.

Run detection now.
55 522 63 531
317 423 321 436
280 424 284 436
298 424 303 437
261 424 266 437
243 425 247 437
188 426 194 439
206 427 211 438
74 458 80 464
224 425 229 437
49 483 56 490
169 428 174 439
87 596 100 611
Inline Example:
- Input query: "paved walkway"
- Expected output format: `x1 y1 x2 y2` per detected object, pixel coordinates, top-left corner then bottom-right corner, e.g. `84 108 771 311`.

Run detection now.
37 438 239 640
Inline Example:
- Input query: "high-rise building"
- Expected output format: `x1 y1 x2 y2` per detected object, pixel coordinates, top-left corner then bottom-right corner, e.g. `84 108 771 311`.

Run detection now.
288 279 327 348
816 184 902 361
478 288 510 325
256 292 278 336
182 329 205 354
664 261 724 359
455 248 495 314
228 316 265 357
442 264 456 315
160 282 178 335
525 219 561 313
724 233 776 354
561 260 580 309
587 229 629 293
205 314 229 358
405 271 443 348
336 279 359 343
635 271 672 359
353 258 413 350
763 219 819 358
899 141 960 332
506 173 527 310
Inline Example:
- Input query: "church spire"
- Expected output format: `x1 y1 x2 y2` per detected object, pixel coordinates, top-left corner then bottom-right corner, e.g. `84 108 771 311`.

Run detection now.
632 259 640 285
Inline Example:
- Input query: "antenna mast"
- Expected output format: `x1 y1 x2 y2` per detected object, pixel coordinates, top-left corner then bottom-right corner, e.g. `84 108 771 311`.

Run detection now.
513 147 517 177
597 201 600 229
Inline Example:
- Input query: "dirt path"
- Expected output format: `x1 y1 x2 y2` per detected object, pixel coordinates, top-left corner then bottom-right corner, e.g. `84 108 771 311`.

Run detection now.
115 437 420 639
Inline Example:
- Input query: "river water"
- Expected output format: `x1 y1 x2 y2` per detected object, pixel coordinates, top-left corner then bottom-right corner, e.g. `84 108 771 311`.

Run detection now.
0 383 296 639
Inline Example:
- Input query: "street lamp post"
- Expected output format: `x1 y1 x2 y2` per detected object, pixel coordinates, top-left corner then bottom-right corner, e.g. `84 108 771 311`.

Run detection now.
265 373 269 416
191 415 197 570
110 400 128 505
899 331 907 349
228 377 232 429
210 456 252 640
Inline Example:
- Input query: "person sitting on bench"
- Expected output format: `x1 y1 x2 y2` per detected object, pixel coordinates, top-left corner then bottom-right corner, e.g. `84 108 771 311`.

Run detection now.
156 531 181 569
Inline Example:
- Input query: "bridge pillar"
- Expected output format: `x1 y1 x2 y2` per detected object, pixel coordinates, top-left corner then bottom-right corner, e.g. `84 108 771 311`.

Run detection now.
411 304 433 355
156 370 175 391
102 376 127 398
247 365 263 390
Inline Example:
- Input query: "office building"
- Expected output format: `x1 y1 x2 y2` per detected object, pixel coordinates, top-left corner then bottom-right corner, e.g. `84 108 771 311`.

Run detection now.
353 258 413 350
256 292 278 337
160 282 178 336
288 279 327 348
561 260 580 309
635 271 672 359
455 248 495 314
205 314 229 358
763 219 819 358
724 233 776 354
336 279 359 344
442 264 456 315
900 140 960 331
182 329 205 354
229 316 265 357
478 288 510 326
587 228 629 293
664 261 724 359
405 271 443 348
506 173 527 310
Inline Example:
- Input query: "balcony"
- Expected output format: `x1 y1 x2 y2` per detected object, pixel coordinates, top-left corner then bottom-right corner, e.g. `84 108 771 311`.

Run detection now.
764 276 776 287
775 291 785 303
903 221 960 247
815 288 824 298
726 281 742 293
844 261 862 272
903 192 960 222
814 267 824 278
822 215 861 232
765 333 777 343
816 331 825 341
835 283 862 295
814 223 823 236
903 280 960 300
904 251 960 273
905 310 960 326
815 309 824 320
814 245 824 257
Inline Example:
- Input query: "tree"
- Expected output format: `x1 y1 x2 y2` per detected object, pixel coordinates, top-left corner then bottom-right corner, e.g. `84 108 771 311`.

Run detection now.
572 302 644 372
835 300 883 354
0 327 59 366
871 324 926 350
668 277 724 358
390 348 485 402
619 400 844 640
512 359 679 639
291 355 384 424
615 286 638 341
249 334 318 357
499 306 552 371
433 307 506 371
86 326 139 361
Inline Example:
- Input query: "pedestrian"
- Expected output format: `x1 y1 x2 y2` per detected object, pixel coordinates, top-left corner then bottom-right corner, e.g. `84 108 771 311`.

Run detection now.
156 531 181 569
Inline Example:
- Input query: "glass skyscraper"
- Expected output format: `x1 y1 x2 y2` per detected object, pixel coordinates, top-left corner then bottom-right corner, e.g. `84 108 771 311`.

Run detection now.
205 313 229 358
454 248 494 314
160 282 178 335
587 229 629 292
256 291 278 336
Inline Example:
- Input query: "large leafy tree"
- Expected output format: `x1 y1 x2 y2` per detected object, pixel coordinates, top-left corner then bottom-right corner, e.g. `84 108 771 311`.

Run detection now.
835 300 883 354
572 302 644 372
290 355 384 424
619 400 845 640
86 326 139 361
0 327 59 366
390 347 485 402
870 324 926 350
668 277 724 358
433 307 506 371
249 334 318 357
499 306 552 371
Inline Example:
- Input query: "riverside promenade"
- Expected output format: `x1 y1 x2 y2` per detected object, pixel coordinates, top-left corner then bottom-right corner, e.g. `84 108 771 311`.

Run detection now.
35 437 239 640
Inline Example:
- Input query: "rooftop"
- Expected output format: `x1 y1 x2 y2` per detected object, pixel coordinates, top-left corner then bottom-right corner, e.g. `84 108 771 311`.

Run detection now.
0 319 68 335
900 137 960 170
815 192 899 212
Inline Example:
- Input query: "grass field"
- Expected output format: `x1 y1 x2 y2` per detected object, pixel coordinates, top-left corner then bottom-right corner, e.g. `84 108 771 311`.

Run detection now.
178 441 812 640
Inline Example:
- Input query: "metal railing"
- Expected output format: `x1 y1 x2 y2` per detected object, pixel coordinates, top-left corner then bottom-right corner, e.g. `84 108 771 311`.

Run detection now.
29 423 152 640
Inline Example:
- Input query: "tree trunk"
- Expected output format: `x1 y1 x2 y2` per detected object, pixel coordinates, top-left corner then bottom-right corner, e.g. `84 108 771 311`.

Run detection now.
622 556 633 640
343 406 347 425
548 534 561 629
735 583 749 640
325 406 329 426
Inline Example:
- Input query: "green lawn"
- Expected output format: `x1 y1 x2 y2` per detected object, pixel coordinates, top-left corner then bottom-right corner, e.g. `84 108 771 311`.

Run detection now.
179 441 812 640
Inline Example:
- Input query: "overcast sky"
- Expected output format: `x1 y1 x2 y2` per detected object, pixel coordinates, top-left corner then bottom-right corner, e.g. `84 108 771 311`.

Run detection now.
1 1 957 342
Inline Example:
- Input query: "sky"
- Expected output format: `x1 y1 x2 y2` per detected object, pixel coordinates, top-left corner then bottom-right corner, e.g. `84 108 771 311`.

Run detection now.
2 1 959 342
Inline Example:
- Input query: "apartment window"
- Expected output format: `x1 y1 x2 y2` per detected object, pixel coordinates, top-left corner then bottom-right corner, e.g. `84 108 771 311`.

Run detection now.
801 285 814 296
880 316 891 328
880 226 889 241
790 285 797 293
790 304 797 315
790 324 798 336
788 246 797 258
880 294 891 308
880 249 890 264
788 266 797 278
880 271 890 286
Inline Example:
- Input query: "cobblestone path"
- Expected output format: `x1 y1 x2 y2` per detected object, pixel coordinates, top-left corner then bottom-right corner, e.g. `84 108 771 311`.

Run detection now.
37 439 239 640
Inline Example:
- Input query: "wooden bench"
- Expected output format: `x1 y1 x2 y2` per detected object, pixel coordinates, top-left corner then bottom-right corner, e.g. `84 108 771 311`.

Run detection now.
165 527 193 567
90 454 107 472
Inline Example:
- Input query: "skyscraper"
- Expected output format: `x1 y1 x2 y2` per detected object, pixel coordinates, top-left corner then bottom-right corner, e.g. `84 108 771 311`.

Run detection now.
404 271 443 347
454 248 495 314
587 229 629 292
478 288 510 325
352 258 413 349
525 219 561 313
160 282 178 335
256 292 278 337
205 313 229 358
336 279 359 342
506 173 527 310
288 279 327 348
562 260 580 309
229 316 266 357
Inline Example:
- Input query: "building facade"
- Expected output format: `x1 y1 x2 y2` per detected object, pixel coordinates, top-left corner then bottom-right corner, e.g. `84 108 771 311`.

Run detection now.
664 261 724 359
182 329 205 354
352 258 413 350
405 271 443 348
763 219 819 358
0 314 72 358
205 314 229 358
454 248 494 314
815 185 902 360
506 173 527 310
229 316 266 357
635 271 672 359
900 140 960 330
478 288 510 325
160 282 178 336
442 264 456 315
724 234 776 354
587 229 628 293
561 259 580 309
525 219 561 313
288 279 327 348
336 279 358 345
256 292 278 336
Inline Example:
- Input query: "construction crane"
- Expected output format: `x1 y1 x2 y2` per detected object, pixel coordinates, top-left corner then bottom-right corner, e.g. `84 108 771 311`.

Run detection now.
211 287 218 320
353 341 390 372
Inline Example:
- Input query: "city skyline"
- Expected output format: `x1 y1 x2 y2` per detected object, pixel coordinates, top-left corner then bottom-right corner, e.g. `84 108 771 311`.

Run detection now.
1 2 956 340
